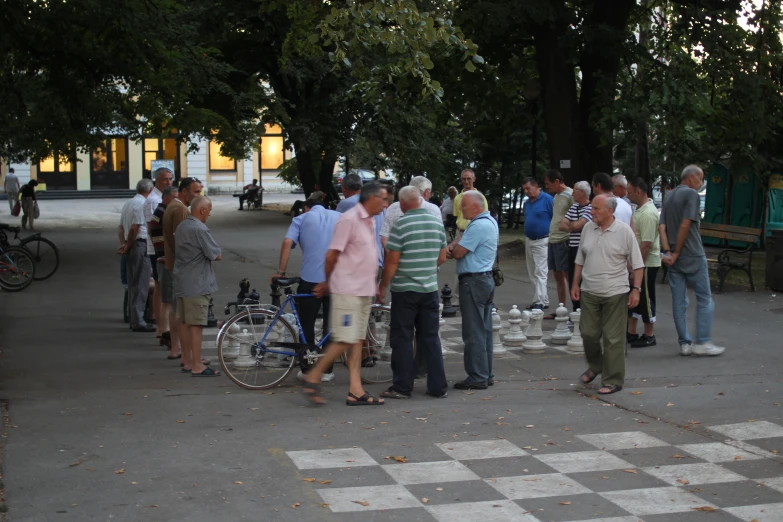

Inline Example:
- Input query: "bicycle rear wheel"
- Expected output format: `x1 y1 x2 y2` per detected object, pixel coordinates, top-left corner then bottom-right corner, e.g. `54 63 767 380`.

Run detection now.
22 237 59 281
217 309 298 390
359 304 395 384
0 246 35 292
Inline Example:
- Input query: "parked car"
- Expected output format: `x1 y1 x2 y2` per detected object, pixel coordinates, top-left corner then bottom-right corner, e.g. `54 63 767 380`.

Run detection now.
333 169 396 195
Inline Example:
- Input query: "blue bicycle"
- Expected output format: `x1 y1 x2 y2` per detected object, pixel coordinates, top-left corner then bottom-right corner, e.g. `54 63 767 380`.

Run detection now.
216 277 393 390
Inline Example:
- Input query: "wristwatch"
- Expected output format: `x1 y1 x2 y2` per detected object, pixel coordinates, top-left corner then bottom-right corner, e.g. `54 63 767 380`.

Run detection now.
632 286 642 292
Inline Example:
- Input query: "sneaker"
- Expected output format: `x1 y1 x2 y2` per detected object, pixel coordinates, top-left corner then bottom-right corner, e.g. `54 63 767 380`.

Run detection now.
454 380 488 390
296 371 335 382
296 370 306 382
626 333 640 344
631 335 657 348
693 343 725 356
679 343 693 356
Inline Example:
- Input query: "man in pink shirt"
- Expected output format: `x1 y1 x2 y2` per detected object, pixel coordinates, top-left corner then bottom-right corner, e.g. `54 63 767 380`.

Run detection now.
304 183 389 406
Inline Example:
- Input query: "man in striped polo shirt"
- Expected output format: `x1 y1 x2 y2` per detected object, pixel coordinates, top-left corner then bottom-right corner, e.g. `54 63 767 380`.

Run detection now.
559 181 592 311
378 186 449 399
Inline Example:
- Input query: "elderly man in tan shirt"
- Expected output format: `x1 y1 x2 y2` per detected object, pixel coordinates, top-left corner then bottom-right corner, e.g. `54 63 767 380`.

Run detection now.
572 195 644 395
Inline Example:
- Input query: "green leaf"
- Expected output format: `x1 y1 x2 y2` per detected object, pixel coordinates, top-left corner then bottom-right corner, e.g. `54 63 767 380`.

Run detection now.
308 34 320 44
465 61 476 72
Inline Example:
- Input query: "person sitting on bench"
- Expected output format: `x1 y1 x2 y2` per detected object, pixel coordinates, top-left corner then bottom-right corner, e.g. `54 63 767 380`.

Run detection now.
238 179 261 210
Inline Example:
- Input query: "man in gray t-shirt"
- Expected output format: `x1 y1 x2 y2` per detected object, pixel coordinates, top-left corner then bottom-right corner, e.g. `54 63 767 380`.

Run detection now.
659 165 724 357
174 196 222 376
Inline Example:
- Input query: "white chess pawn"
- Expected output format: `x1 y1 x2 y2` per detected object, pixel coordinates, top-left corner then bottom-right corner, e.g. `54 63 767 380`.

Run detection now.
492 308 506 356
522 309 547 354
222 321 241 360
550 303 573 345
567 308 584 354
503 305 526 348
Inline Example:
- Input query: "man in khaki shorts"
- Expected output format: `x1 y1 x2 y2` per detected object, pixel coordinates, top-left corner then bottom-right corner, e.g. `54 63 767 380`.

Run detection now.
304 183 389 406
174 196 222 377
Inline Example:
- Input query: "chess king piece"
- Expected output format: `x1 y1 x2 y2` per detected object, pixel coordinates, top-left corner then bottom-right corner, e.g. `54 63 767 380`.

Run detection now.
492 308 506 356
503 305 526 348
522 309 547 354
550 303 572 345
567 308 584 354
441 284 457 317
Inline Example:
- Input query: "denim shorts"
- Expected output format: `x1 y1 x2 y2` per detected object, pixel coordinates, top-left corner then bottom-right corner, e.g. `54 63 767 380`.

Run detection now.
547 241 569 271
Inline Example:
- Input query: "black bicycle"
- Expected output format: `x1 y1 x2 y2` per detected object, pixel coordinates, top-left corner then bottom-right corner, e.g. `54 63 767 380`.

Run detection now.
0 224 60 281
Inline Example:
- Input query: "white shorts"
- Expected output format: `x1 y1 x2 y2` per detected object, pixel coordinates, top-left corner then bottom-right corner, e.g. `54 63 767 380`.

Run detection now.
329 295 373 344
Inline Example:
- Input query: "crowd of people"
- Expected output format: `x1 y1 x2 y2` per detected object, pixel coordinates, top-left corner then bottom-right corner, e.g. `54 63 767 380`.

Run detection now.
118 169 222 377
115 163 726 403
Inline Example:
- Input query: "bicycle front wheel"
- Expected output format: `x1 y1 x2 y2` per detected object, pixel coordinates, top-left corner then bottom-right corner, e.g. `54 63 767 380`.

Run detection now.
0 246 35 292
23 237 59 281
217 309 298 390
360 304 395 384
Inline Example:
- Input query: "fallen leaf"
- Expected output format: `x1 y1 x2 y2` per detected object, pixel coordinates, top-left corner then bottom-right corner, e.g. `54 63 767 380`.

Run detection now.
480 397 493 401
352 500 370 507
671 454 686 459
234 481 243 485
666 402 675 406
678 479 690 485
303 478 316 483
559 501 571 505
319 480 332 485
250 407 259 410
147 504 158 508
630 391 642 395
415 418 428 421
692 506 717 512
717 392 724 395
87 468 95 472
69 459 85 468
131 481 138 485
114 469 125 474
176 420 185 424
392 456 408 463
320 503 330 508
291 503 300 509
123 412 134 416
422 497 429 503
379 422 388 425
526 425 535 428
771 450 780 455
734 455 742 460
435 487 443 491
623 469 638 474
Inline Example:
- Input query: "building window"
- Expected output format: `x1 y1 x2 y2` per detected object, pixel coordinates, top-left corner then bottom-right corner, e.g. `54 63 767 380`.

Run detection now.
143 137 179 179
91 138 128 173
209 139 236 171
260 124 284 170
39 152 74 173
37 150 77 190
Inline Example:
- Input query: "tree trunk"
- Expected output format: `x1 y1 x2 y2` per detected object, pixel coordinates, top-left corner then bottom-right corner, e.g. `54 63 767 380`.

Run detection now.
318 151 339 201
294 145 317 197
635 0 652 192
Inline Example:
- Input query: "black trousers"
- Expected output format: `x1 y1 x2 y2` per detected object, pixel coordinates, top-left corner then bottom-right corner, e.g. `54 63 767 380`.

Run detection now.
568 246 580 311
390 291 447 396
296 280 333 373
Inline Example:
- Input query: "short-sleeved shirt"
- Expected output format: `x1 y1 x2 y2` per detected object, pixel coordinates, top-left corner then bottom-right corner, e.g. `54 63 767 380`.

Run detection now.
660 184 704 273
149 203 167 259
20 183 36 199
328 203 379 296
336 194 359 213
120 194 148 241
173 216 221 297
386 208 447 293
576 219 644 298
284 205 340 283
453 190 488 231
143 187 162 255
4 173 19 192
440 197 454 222
380 201 442 238
564 203 593 248
613 196 633 226
549 188 574 243
457 211 498 275
632 200 661 267
162 198 189 270
523 192 554 240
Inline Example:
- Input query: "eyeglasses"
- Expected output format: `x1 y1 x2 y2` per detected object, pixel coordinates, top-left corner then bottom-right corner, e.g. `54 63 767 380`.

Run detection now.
461 178 473 182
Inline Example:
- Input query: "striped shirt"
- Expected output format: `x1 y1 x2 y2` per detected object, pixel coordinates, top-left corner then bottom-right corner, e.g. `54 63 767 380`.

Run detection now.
564 203 592 248
149 202 167 258
386 208 447 293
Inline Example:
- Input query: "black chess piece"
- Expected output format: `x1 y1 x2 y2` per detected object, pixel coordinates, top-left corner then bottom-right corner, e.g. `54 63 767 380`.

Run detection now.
247 288 260 303
237 278 250 300
207 298 218 327
270 283 282 308
441 284 457 317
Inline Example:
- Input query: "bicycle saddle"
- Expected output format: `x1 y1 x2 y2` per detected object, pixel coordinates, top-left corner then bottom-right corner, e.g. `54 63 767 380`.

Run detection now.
0 223 20 232
272 277 301 288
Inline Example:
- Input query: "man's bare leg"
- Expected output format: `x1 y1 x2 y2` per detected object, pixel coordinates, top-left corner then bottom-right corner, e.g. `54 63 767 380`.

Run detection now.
169 309 182 358
346 341 367 398
189 325 206 373
307 341 349 384
627 317 638 336
160 301 171 336
153 283 162 335
179 320 193 370
554 270 569 306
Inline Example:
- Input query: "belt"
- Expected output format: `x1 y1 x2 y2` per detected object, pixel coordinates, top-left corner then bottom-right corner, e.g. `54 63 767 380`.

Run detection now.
458 271 492 281
526 234 549 241
135 238 147 242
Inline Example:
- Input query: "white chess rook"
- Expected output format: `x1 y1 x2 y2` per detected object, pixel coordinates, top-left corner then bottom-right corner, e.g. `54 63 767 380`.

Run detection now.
233 328 258 368
503 305 526 348
522 309 547 354
492 308 506 356
222 322 241 360
567 308 584 354
550 303 573 345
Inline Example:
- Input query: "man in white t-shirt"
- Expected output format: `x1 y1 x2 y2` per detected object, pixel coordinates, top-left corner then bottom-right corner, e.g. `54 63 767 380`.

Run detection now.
143 167 174 337
592 172 632 226
4 168 20 213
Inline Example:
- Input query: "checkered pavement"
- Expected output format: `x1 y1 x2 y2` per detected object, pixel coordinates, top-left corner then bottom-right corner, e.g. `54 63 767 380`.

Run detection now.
285 421 783 521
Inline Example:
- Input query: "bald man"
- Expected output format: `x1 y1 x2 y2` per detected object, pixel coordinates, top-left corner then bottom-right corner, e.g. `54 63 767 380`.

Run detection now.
174 196 222 377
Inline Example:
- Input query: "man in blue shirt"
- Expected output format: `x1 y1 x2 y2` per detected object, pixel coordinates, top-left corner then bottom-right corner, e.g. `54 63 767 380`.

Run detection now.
272 199 341 381
522 177 554 310
447 190 498 390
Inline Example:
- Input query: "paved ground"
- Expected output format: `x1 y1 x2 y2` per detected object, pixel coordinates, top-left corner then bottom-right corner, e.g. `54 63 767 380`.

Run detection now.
1 197 782 521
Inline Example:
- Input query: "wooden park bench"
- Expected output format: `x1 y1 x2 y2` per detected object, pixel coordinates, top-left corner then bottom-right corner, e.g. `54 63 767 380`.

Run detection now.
232 187 264 210
700 223 762 292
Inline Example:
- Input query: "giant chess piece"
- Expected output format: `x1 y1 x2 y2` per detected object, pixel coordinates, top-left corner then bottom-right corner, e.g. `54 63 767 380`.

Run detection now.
567 308 584 354
441 284 457 317
550 303 572 345
237 278 250 301
222 322 242 361
522 309 547 354
207 297 218 328
233 328 258 368
503 305 526 348
521 310 531 334
492 308 506 356
269 283 282 308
